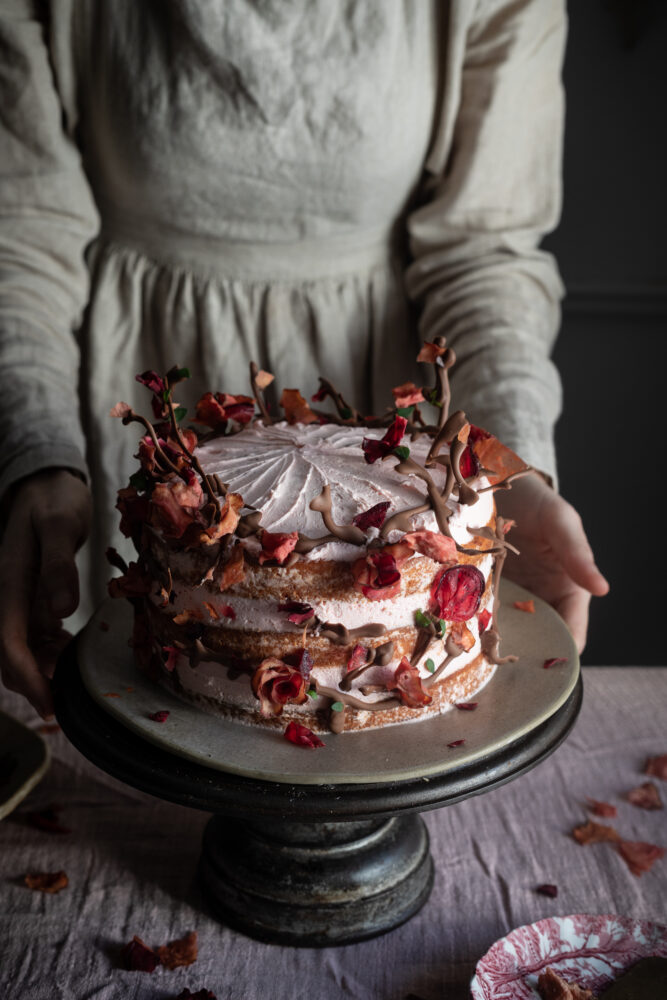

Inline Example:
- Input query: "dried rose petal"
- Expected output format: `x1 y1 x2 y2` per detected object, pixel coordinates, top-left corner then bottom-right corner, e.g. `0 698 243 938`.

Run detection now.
585 798 617 818
217 546 245 591
514 600 535 613
449 621 475 652
352 501 391 532
416 340 446 364
194 391 228 428
124 935 159 972
468 427 529 487
627 781 663 810
477 608 492 634
543 657 568 669
108 560 152 599
278 601 315 625
455 702 478 711
162 647 179 672
26 804 71 835
157 930 198 970
259 531 299 566
617 839 665 877
362 416 408 464
535 884 558 898
390 657 432 709
148 710 170 723
109 400 133 419
458 443 479 479
216 393 254 425
346 643 368 673
572 820 620 845
430 565 485 622
352 550 402 601
254 369 274 390
537 967 594 1000
447 739 465 748
391 382 424 408
135 370 166 395
252 658 308 716
402 530 457 565
280 388 318 425
24 871 68 894
644 754 667 780
287 648 313 679
219 604 236 619
284 721 325 748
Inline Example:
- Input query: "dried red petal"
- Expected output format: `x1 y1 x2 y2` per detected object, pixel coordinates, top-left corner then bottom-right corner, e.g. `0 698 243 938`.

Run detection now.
416 341 446 364
455 702 478 711
644 754 667 780
286 648 314 679
390 657 432 709
148 710 170 723
116 486 151 540
469 425 529 486
176 991 217 1000
157 930 198 970
284 721 325 748
194 391 228 429
135 370 166 395
108 560 152 599
252 658 308 716
162 646 179 672
280 388 318 425
216 393 255 425
586 798 617 818
392 382 425 408
449 621 475 651
24 870 68 894
124 935 159 972
150 478 204 539
477 609 492 634
110 400 133 419
572 820 620 845
535 884 558 898
430 565 485 621
220 605 236 620
26 805 71 835
537 967 594 1000
259 531 299 565
627 782 663 810
278 601 315 625
514 600 535 613
543 657 568 669
347 643 368 672
352 551 402 601
352 501 391 532
617 839 665 877
402 530 457 564
447 739 465 748
362 416 408 464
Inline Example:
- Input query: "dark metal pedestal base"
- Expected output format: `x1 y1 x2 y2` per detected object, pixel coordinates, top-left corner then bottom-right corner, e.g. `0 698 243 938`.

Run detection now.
52 636 582 947
199 814 434 946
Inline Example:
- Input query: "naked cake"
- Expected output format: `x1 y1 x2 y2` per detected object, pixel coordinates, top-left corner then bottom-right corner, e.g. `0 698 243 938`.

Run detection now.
108 338 533 739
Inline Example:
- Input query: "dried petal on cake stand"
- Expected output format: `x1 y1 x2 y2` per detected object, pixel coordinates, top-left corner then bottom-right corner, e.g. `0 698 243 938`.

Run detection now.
514 600 535 613
389 657 432 708
401 530 457 564
148 711 170 723
572 820 620 845
157 930 198 969
627 782 664 810
162 647 179 673
392 382 425 408
455 702 478 711
352 501 391 532
259 530 299 565
585 798 617 818
284 721 325 748
278 601 315 625
362 415 408 464
544 657 568 669
430 565 485 622
447 739 465 748
252 659 308 716
279 388 318 425
644 754 667 779
616 840 666 877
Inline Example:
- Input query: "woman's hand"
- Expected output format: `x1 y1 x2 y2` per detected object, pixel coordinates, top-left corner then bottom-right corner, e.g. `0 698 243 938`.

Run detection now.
496 474 609 653
0 469 92 717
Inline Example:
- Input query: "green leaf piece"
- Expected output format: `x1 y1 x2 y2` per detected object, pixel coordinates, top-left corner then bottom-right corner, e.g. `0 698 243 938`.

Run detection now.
129 470 150 492
174 406 188 423
439 619 447 635
394 445 410 461
331 701 344 712
425 658 435 674
396 406 415 419
414 609 431 629
162 388 171 403
340 406 353 419
307 688 318 700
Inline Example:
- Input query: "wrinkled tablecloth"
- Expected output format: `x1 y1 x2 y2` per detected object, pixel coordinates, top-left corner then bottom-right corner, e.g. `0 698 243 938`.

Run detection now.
1 667 665 1000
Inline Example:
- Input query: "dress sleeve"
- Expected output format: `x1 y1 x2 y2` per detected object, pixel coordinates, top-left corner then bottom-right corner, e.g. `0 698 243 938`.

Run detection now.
405 0 566 484
0 0 100 499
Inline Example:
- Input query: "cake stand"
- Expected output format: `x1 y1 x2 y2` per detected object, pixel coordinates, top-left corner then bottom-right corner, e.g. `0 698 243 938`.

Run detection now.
52 580 581 947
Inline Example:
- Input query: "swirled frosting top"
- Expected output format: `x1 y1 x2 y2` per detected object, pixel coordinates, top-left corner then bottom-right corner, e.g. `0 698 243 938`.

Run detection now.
196 421 493 545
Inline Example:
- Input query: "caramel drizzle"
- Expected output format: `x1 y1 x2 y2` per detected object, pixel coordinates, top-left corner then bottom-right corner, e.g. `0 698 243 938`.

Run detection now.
309 485 366 546
480 514 519 665
312 377 361 423
392 455 453 535
318 622 387 645
423 635 465 688
249 361 273 425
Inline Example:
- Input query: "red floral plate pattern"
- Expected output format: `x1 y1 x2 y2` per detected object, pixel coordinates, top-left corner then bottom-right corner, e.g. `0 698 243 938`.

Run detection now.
470 913 667 998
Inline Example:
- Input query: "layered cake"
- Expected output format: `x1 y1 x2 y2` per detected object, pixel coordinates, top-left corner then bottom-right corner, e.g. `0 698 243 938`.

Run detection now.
108 339 532 737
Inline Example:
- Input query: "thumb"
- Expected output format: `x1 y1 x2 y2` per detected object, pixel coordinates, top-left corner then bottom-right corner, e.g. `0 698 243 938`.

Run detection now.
549 501 609 597
38 520 81 619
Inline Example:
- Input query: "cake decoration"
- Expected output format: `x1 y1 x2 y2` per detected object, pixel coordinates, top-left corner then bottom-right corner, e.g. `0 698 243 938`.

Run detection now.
108 337 539 737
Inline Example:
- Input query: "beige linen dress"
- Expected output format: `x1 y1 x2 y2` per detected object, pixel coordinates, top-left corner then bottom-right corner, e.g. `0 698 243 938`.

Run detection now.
0 0 565 626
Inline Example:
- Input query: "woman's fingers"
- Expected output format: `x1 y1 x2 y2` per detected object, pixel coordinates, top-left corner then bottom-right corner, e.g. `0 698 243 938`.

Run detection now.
546 498 610 597
36 512 81 619
552 586 592 654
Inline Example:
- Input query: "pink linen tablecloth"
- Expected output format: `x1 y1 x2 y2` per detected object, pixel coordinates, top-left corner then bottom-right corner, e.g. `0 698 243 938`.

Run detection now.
1 667 665 1000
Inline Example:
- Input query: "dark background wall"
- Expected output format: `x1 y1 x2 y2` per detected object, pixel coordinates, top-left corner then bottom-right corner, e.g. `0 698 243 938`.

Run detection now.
543 1 667 664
